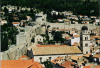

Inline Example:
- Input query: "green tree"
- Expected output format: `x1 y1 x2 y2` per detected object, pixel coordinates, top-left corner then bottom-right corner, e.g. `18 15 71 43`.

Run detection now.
4 7 8 13
41 59 53 68
1 32 8 52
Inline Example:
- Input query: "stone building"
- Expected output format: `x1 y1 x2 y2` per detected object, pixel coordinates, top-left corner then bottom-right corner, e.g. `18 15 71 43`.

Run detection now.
80 26 90 54
34 35 43 43
35 12 47 23
27 45 82 63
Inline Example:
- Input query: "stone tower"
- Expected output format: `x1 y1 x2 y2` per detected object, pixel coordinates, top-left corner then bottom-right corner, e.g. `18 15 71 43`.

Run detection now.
80 26 90 54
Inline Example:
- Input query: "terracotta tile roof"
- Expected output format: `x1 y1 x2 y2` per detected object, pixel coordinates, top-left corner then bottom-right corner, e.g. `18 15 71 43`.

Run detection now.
60 29 65 31
83 53 92 57
95 65 100 68
57 19 63 20
92 36 99 38
18 55 28 60
60 61 74 68
84 23 88 24
83 66 90 68
12 22 20 24
93 54 100 58
73 35 79 37
70 33 75 35
95 19 99 20
34 61 44 68
97 40 100 42
91 16 96 17
70 55 83 60
90 45 94 47
0 23 5 25
32 46 82 55
68 13 72 14
72 42 78 46
65 36 71 40
93 22 96 23
51 57 62 64
65 19 70 22
13 17 19 19
1 59 44 68
1 20 7 21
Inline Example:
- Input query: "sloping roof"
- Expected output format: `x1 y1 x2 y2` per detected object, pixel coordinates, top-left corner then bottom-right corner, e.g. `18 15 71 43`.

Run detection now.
12 22 20 24
70 55 83 60
83 53 92 57
60 61 74 68
73 35 79 37
93 54 100 58
1 59 44 68
32 46 82 55
95 65 100 68
65 19 70 22
0 23 5 25
83 66 90 68
18 55 28 60
51 57 62 64
72 42 78 46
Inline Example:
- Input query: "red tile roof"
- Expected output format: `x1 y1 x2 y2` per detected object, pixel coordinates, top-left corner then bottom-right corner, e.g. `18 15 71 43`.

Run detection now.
51 57 62 64
73 35 79 37
18 55 28 60
1 59 44 68
0 23 5 25
12 22 20 24
95 65 100 68
83 53 92 57
93 54 100 58
83 66 90 68
60 61 74 68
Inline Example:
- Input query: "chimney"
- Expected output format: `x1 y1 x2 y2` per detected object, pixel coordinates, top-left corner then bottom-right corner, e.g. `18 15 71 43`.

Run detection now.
32 59 34 63
65 56 67 61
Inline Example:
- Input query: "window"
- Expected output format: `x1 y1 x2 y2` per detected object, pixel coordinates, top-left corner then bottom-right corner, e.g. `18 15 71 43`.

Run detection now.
85 43 88 46
87 37 88 40
85 37 87 40
85 37 88 40
42 19 44 21
86 51 88 54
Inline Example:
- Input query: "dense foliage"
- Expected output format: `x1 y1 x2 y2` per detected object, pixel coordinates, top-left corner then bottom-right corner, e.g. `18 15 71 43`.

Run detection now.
1 24 19 52
1 0 99 16
41 59 53 68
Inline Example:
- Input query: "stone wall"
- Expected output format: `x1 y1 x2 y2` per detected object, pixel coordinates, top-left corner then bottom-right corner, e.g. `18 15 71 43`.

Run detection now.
47 23 96 30
1 43 27 60
1 24 40 60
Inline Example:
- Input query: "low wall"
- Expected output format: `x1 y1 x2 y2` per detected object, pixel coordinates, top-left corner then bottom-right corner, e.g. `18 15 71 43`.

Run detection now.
1 43 28 60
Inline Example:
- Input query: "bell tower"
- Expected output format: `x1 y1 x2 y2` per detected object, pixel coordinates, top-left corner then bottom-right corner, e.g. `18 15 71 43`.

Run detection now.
80 26 90 54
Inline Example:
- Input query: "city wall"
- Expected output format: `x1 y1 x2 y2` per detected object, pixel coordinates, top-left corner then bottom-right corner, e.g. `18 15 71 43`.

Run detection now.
48 23 96 30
